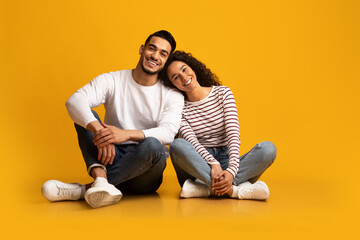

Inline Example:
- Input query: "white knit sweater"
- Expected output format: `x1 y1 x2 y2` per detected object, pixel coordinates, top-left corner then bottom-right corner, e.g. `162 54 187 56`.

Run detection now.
65 69 184 145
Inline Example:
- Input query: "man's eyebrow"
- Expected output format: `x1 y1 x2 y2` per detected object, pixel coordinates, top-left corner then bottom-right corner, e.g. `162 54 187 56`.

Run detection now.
171 65 186 79
148 43 169 55
148 43 157 49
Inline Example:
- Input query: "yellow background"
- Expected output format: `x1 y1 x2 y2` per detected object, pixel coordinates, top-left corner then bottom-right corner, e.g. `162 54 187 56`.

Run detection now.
1 0 359 239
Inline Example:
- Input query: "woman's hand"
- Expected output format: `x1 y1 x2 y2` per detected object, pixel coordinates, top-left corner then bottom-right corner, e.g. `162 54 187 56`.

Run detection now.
212 170 234 196
210 164 223 187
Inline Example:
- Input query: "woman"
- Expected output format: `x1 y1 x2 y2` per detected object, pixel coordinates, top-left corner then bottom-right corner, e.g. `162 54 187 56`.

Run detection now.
159 51 277 200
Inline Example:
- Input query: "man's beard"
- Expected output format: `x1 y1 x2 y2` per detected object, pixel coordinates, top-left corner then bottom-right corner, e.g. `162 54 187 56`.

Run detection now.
141 64 162 75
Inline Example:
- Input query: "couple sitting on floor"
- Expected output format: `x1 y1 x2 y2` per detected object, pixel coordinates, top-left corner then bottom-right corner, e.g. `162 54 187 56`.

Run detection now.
41 30 276 208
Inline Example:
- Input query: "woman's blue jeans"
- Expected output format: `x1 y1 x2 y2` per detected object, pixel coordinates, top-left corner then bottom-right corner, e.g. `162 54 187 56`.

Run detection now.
74 111 167 194
170 138 277 187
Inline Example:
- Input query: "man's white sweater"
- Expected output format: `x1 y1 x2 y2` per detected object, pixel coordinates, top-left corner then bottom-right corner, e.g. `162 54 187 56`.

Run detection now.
65 69 184 145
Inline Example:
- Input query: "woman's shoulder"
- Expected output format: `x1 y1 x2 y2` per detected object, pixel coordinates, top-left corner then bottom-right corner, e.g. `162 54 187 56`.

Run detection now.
212 85 234 95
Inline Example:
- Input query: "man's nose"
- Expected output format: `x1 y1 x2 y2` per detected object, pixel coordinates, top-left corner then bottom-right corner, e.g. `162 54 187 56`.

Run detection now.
151 51 160 60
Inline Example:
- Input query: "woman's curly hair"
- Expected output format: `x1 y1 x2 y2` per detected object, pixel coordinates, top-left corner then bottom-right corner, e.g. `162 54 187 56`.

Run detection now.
159 51 221 92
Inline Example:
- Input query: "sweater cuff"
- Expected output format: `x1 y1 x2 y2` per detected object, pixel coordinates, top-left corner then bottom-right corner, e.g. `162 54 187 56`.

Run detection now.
208 161 220 165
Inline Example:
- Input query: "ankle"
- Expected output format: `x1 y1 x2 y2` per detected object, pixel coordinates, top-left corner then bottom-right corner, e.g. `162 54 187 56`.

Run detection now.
90 166 107 179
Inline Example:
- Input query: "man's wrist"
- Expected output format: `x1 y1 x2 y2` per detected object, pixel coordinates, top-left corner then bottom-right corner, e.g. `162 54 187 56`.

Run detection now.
86 121 103 133
127 130 145 142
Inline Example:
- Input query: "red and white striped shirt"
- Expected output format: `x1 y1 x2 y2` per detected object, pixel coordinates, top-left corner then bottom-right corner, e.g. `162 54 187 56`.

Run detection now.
179 85 241 177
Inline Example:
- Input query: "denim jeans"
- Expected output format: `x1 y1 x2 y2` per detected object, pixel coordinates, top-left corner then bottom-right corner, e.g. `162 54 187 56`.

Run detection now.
170 138 277 187
74 111 167 194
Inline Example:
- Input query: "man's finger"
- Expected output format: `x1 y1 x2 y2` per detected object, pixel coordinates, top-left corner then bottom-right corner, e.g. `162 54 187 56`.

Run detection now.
94 135 112 146
101 147 107 164
98 147 102 161
105 145 113 165
99 138 115 147
93 129 110 141
110 145 115 165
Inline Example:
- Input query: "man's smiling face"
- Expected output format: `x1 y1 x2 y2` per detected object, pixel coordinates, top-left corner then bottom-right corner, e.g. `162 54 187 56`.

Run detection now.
139 36 171 75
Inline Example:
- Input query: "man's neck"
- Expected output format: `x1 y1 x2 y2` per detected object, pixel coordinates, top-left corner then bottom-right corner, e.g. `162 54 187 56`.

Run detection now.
132 63 159 86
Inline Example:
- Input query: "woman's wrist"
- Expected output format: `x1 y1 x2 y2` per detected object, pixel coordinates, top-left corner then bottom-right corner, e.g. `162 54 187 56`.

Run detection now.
210 163 221 168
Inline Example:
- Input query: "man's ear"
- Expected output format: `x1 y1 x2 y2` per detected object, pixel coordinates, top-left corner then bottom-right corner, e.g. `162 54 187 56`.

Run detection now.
139 44 144 55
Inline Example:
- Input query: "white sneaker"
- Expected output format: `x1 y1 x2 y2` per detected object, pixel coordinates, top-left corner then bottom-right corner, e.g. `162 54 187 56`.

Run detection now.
237 181 270 200
85 179 122 208
41 180 85 201
180 179 211 198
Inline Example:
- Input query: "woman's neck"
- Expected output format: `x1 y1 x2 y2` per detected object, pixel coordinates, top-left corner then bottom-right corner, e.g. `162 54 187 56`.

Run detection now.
186 86 212 102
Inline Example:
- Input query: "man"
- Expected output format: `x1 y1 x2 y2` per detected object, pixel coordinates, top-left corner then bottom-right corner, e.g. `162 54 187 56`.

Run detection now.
41 30 184 208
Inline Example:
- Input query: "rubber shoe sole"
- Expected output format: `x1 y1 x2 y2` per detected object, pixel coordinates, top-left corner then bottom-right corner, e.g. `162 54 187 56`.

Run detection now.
85 187 122 208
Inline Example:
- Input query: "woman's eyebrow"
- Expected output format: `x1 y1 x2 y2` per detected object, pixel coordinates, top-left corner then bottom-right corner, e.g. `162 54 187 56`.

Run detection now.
171 65 186 79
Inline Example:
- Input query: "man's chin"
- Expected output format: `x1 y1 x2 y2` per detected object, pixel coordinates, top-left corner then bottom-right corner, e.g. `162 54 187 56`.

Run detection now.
141 65 161 75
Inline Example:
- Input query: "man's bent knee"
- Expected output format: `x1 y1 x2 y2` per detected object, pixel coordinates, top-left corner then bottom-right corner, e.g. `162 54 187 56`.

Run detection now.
140 137 164 154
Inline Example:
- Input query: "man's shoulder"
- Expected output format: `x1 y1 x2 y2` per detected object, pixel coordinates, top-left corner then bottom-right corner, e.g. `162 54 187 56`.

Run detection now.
158 83 184 99
102 69 131 79
93 69 132 84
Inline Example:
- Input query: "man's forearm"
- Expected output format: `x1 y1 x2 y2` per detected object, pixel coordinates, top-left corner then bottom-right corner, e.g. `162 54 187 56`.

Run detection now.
125 129 145 142
86 121 104 134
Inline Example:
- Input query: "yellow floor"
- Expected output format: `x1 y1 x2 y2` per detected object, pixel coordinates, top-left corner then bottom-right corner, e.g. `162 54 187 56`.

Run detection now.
3 163 357 240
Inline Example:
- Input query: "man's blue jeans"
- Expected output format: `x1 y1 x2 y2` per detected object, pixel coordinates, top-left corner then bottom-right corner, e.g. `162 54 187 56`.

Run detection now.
170 138 277 187
74 111 167 194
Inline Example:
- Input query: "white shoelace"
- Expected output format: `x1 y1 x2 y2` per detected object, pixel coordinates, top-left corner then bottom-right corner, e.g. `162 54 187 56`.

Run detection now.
57 185 80 198
239 187 255 199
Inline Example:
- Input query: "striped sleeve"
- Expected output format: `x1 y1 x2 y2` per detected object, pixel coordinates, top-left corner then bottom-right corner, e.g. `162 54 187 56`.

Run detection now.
222 87 241 177
179 117 220 165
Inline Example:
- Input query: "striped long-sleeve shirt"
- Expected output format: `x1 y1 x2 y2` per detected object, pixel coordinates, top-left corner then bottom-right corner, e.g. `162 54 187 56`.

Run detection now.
179 85 241 177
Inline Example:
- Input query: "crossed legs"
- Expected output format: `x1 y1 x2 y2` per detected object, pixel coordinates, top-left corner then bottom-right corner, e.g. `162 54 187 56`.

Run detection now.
42 111 166 208
170 138 277 199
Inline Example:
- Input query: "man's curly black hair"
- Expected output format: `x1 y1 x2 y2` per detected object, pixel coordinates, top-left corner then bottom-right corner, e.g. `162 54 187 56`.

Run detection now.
159 51 221 92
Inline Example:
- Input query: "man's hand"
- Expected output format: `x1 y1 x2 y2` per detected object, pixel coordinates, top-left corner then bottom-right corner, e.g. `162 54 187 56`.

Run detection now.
93 123 130 147
212 170 234 196
97 143 115 166
93 123 145 147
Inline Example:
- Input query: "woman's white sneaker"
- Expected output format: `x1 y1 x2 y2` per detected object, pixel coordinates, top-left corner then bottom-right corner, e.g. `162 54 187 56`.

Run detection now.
41 180 85 201
237 181 270 200
84 179 122 208
180 179 211 198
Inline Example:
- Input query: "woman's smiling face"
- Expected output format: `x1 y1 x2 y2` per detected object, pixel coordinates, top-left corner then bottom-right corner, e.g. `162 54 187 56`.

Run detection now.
166 61 198 92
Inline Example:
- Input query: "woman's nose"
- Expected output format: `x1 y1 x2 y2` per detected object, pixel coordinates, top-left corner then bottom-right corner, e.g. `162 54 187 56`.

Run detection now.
179 73 186 81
